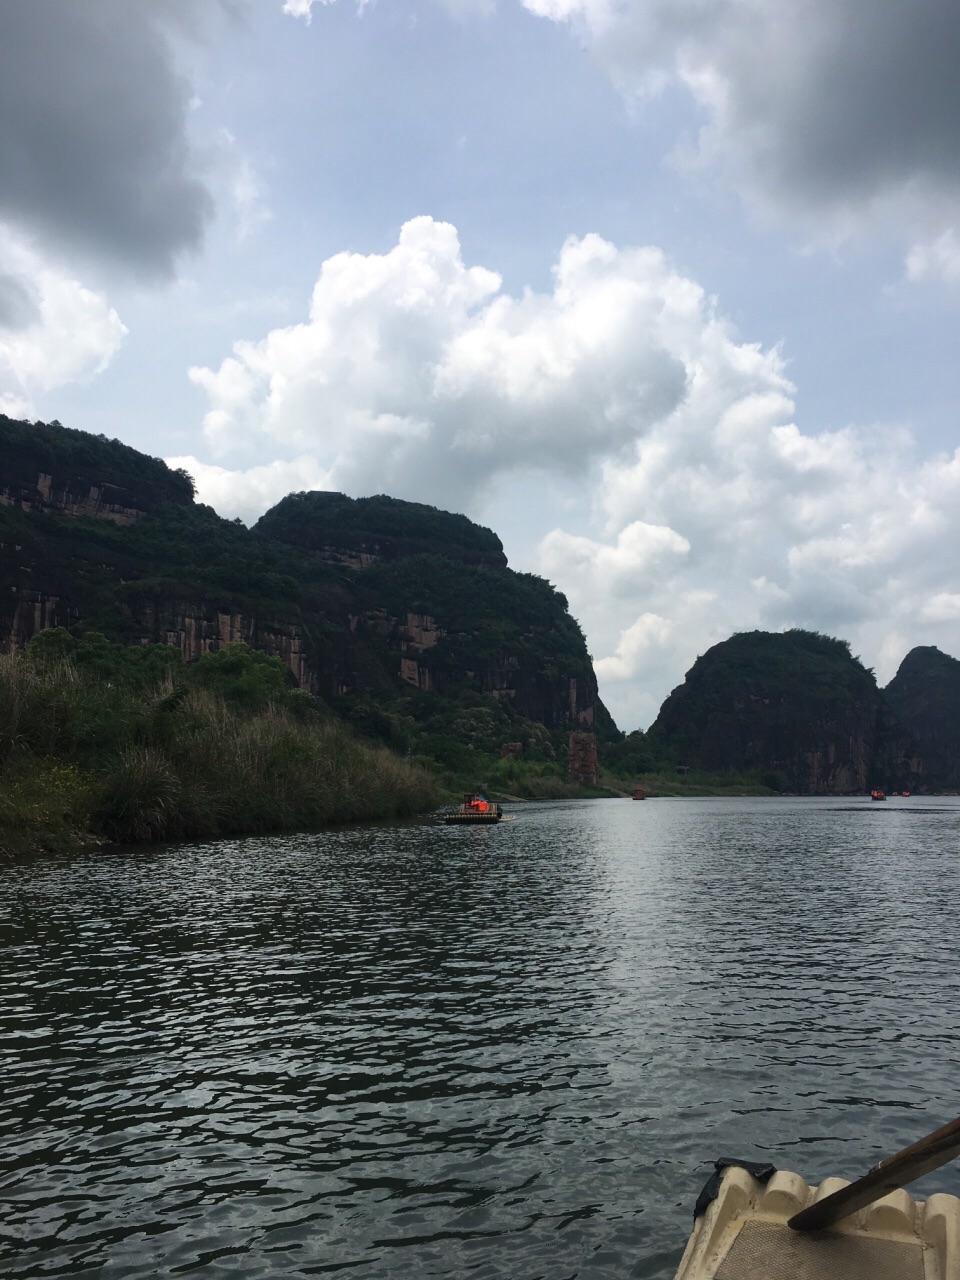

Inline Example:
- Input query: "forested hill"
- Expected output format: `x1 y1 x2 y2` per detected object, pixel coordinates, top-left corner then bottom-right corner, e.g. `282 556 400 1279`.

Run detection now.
0 414 617 775
255 491 507 568
0 414 195 517
647 629 916 794
884 646 960 789
6 416 959 793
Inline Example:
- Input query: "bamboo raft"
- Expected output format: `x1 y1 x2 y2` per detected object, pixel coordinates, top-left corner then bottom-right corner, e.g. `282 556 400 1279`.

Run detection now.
443 793 503 824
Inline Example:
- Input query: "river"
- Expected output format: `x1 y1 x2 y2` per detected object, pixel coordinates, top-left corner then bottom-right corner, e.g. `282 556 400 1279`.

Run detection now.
2 796 960 1278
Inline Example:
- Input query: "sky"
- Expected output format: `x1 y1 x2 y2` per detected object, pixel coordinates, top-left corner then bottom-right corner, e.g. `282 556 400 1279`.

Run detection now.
2 0 959 730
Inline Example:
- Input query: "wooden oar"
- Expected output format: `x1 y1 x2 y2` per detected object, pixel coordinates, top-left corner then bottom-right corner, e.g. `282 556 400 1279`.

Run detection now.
789 1114 960 1231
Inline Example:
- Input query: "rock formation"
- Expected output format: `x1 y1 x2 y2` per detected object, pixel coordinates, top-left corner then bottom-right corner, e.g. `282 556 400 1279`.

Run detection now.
883 646 960 788
568 732 599 784
648 629 888 794
0 414 615 768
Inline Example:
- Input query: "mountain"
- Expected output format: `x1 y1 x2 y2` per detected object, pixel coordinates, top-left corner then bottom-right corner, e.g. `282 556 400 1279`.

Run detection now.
255 490 508 569
648 628 891 793
0 414 616 769
884 646 960 788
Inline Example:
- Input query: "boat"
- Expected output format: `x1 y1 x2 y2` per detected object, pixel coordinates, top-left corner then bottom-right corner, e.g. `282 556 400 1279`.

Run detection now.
674 1116 960 1280
871 789 886 801
632 787 646 800
443 792 503 824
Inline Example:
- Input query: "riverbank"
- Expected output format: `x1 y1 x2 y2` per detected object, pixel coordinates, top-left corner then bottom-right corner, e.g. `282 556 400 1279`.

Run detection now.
604 768 800 797
0 633 437 857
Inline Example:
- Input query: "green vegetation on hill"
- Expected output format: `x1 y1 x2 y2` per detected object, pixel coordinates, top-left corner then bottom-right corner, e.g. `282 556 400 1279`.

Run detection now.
648 628 883 793
2 488 614 808
0 633 437 856
884 646 960 789
329 552 621 773
255 490 507 566
0 485 349 651
1 416 625 838
0 414 195 508
359 553 585 668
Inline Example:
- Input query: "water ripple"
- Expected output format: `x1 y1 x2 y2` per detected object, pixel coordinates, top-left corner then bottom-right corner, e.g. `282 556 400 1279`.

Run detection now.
2 797 960 1277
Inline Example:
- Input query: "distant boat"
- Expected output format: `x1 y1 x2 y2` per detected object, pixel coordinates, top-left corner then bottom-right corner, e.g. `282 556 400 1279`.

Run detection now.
443 792 503 824
871 789 886 801
902 790 911 797
632 787 646 800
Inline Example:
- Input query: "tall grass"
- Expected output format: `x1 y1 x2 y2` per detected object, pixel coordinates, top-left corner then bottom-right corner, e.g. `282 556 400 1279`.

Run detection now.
0 646 437 854
483 755 592 799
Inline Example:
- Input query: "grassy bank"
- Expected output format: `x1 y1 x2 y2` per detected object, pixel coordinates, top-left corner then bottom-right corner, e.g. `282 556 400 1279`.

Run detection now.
601 768 783 796
0 634 437 856
437 755 620 801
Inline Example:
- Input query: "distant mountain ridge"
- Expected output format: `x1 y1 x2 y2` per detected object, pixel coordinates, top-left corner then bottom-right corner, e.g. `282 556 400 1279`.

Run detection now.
3 415 959 790
648 629 960 793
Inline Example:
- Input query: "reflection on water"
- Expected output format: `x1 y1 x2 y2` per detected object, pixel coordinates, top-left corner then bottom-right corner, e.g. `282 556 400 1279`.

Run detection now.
2 797 960 1278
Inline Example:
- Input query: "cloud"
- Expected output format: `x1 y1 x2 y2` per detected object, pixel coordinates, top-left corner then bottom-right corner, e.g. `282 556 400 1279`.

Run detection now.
0 1 214 278
544 400 960 726
0 232 127 419
518 0 960 242
283 0 350 19
906 229 960 285
920 593 960 623
189 216 693 507
163 454 335 525
593 612 674 682
188 216 960 729
214 129 272 247
540 521 690 600
0 271 41 332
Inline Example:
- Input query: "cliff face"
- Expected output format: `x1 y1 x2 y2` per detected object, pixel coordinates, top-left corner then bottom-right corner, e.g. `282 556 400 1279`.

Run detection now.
343 549 610 744
121 595 315 691
1 471 149 524
884 646 960 787
3 586 77 650
0 415 194 521
648 629 889 793
0 555 314 694
0 415 612 762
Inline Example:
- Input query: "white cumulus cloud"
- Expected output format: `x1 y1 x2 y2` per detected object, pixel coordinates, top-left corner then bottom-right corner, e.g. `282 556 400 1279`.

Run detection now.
163 454 335 525
188 216 695 506
540 521 690 600
0 230 127 418
187 216 960 729
547 408 960 727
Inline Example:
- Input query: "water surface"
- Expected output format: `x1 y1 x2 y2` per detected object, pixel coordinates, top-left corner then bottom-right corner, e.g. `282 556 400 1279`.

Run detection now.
3 796 960 1277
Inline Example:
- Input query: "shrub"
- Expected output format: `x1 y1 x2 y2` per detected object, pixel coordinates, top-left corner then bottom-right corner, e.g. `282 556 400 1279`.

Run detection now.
0 640 438 853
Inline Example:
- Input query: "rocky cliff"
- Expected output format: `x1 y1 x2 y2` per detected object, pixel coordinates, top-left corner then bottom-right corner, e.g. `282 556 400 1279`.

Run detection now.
0 415 614 764
0 415 194 521
648 629 893 793
884 646 960 788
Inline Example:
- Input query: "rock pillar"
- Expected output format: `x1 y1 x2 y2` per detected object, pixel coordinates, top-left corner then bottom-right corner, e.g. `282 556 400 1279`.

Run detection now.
568 731 599 784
